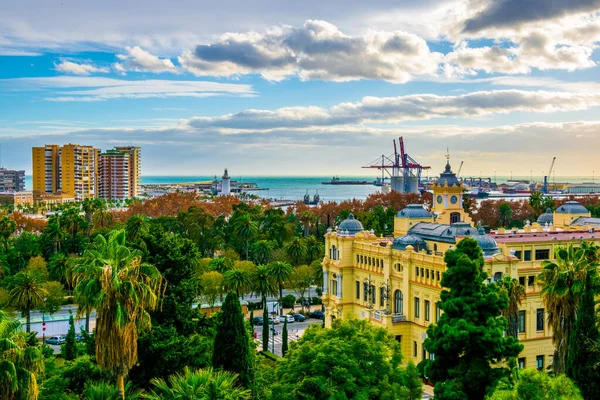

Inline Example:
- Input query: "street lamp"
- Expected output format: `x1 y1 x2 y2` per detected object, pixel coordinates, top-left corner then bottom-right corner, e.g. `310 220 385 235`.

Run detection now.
380 280 391 315
363 276 374 311
42 297 47 343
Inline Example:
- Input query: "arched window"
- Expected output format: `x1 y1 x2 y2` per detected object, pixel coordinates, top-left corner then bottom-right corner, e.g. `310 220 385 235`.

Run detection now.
433 244 438 252
450 212 461 224
394 290 403 314
493 272 502 282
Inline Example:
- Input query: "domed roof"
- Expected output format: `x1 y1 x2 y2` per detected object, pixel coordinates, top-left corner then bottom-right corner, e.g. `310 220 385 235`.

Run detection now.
472 227 500 256
537 208 554 225
338 213 364 235
556 201 589 214
436 162 460 187
392 234 427 251
397 204 433 219
447 222 475 236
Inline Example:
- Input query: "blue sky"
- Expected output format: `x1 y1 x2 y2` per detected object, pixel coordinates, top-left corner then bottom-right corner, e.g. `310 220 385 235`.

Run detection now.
1 0 599 177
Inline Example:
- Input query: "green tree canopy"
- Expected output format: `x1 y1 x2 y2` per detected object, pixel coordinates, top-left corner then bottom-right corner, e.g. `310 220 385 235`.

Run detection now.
143 367 250 400
271 318 411 399
422 237 523 400
212 291 253 387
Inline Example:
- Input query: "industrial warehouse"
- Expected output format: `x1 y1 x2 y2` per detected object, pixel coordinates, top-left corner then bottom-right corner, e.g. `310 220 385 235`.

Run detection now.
322 158 600 369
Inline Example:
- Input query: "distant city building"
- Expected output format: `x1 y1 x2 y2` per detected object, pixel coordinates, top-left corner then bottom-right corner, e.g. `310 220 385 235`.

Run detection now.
98 150 130 200
32 144 61 194
0 168 26 192
0 191 33 208
33 143 99 201
114 146 141 198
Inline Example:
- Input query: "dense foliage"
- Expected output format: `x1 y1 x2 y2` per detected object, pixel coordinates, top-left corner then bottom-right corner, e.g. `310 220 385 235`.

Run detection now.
422 238 523 400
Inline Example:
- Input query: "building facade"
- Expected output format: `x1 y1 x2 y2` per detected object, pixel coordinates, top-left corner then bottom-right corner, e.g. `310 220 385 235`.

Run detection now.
0 168 26 192
32 144 99 201
322 161 600 370
98 150 130 200
0 191 34 208
32 144 61 194
114 146 141 198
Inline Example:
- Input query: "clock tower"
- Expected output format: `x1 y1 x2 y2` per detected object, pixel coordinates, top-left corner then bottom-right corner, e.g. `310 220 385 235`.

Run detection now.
432 155 472 226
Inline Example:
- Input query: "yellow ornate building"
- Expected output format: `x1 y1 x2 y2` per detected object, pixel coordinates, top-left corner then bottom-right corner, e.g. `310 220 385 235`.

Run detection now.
322 160 600 370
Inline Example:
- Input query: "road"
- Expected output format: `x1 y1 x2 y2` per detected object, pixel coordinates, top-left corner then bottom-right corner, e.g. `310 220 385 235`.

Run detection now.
252 318 323 356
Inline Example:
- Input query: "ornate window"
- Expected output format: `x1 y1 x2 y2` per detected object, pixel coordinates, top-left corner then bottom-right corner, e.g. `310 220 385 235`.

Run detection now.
394 290 403 314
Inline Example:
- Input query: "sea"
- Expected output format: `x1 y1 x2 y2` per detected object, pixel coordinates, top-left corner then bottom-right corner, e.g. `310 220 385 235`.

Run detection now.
23 175 596 203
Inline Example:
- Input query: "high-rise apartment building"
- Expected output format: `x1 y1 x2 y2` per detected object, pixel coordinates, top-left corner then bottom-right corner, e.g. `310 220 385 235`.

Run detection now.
0 168 26 192
60 144 98 201
114 146 141 198
98 150 130 200
32 144 61 194
32 144 98 201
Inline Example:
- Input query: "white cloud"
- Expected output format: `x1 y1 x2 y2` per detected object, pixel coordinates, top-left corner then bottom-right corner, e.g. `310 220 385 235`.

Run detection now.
179 20 442 83
182 90 600 130
116 46 179 73
55 60 109 75
1 76 256 101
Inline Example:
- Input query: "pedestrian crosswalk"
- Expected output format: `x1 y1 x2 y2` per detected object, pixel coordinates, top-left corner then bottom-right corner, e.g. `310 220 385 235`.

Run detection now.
255 331 301 352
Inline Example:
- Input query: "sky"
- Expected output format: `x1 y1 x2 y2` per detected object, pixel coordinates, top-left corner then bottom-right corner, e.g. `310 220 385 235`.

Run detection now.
1 0 599 178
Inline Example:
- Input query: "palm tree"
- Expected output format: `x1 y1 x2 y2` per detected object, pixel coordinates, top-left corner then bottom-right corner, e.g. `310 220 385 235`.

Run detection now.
84 381 142 400
71 230 165 399
267 261 293 315
537 244 598 373
304 235 322 263
299 211 315 237
143 367 250 400
8 270 48 332
208 257 233 274
252 265 277 309
497 276 526 338
0 215 16 253
44 217 65 255
251 240 273 265
285 237 307 266
48 253 70 288
223 268 251 298
125 215 147 243
528 192 544 216
0 310 44 400
234 214 258 260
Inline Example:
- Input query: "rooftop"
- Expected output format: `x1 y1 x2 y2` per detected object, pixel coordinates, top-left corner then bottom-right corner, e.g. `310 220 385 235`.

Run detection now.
493 231 600 243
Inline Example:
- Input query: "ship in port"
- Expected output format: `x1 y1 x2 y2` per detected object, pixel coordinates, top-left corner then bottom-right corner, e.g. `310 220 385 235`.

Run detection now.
322 176 372 185
303 191 321 205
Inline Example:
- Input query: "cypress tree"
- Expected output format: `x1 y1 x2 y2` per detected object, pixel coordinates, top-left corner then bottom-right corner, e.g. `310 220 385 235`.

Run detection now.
566 274 600 399
262 307 269 352
282 317 288 356
63 313 78 361
212 291 253 387
422 238 523 400
249 309 254 324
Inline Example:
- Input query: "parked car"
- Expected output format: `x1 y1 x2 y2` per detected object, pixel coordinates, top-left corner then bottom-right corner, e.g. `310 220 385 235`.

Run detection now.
268 316 280 324
252 316 264 326
308 311 325 320
279 315 295 323
75 334 84 342
293 313 306 322
45 336 66 345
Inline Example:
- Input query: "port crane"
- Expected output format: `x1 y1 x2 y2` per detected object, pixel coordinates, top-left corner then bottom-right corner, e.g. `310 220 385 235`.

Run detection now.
542 156 556 194
456 161 464 178
362 137 430 193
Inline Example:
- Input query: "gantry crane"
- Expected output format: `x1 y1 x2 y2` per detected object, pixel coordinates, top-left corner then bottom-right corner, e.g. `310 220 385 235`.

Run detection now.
362 137 430 193
542 157 556 194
